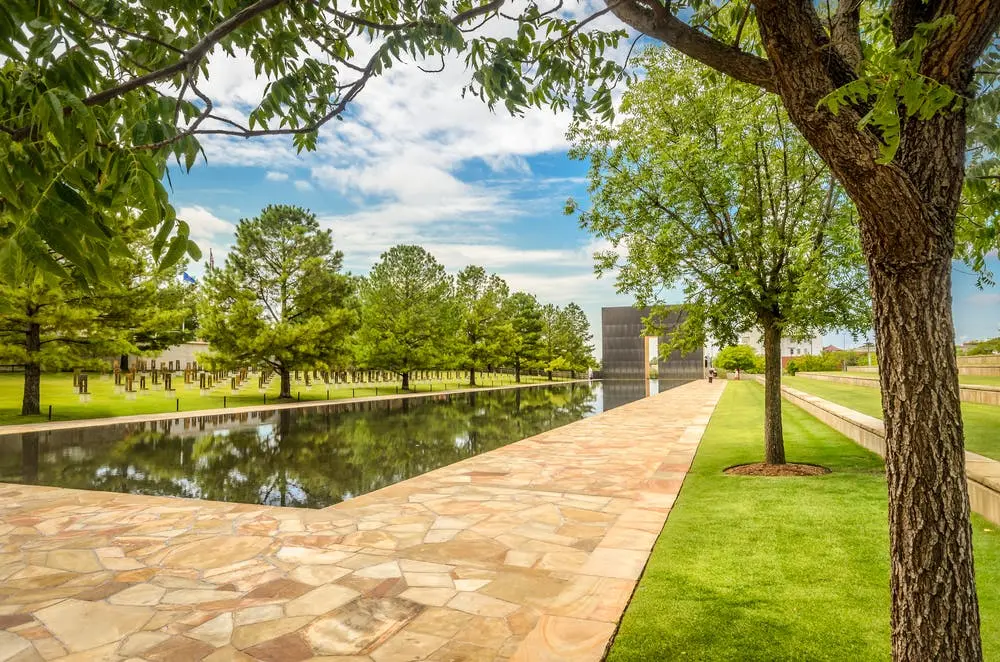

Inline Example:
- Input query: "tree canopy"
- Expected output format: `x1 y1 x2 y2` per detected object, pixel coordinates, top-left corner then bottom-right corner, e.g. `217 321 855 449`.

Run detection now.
571 51 870 464
356 245 456 390
715 345 756 378
0 0 625 280
502 292 544 382
0 246 131 414
198 205 357 398
455 265 510 386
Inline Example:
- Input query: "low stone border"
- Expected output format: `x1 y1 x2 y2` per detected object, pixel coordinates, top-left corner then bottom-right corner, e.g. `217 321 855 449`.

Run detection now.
770 378 1000 526
796 372 1000 407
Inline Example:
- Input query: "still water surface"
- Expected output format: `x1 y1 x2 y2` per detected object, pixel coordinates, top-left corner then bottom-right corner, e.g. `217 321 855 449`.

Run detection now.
0 380 684 508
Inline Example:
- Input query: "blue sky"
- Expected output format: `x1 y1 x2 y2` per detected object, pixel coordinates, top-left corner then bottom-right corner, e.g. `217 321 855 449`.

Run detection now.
170 23 1000 358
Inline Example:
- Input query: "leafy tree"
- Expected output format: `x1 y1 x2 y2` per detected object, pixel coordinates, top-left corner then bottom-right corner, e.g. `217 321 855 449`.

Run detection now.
102 228 199 371
571 52 870 465
1 1 622 279
9 0 999 648
198 205 356 399
455 266 509 386
502 292 544 383
539 303 567 379
588 4 1000 652
558 303 597 377
963 336 1000 356
0 246 130 415
357 245 455 390
715 345 757 381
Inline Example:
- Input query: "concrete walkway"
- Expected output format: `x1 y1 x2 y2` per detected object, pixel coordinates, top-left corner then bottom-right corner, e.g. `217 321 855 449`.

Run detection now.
0 380 724 662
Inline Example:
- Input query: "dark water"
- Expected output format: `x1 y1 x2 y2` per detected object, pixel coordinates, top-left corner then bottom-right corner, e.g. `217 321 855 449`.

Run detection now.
0 380 687 508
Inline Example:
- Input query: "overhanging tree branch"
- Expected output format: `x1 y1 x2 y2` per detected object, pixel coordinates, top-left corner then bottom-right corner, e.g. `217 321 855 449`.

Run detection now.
605 0 776 92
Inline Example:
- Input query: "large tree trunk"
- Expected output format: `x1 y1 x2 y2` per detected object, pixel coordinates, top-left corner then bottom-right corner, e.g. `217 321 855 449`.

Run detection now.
119 354 129 371
748 10 982 653
401 371 410 391
515 359 521 384
21 323 41 416
761 321 785 465
468 366 476 387
279 367 292 399
871 248 981 660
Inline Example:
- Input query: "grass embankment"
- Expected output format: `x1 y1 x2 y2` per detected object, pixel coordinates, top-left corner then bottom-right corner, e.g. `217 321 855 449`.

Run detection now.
608 381 1000 662
0 372 564 426
787 376 1000 462
811 370 1000 388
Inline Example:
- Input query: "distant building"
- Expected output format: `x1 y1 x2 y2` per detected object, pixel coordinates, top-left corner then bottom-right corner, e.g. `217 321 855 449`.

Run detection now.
822 344 842 353
734 330 824 359
125 341 210 371
601 306 704 379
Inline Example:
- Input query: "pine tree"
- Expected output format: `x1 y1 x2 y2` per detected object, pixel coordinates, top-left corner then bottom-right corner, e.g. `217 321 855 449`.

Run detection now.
455 266 509 386
357 245 456 390
198 205 357 398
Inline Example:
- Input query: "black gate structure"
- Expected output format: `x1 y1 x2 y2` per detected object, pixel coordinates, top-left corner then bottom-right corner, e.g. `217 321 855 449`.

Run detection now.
601 306 704 380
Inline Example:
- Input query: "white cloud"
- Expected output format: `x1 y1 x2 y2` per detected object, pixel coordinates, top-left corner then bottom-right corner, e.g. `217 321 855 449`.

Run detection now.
176 205 235 241
174 2 639 356
968 292 1000 306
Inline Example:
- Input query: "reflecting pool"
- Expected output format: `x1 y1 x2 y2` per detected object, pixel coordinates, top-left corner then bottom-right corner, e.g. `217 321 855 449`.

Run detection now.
0 380 687 508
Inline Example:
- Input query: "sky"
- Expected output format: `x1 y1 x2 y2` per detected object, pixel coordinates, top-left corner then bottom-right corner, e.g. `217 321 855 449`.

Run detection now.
166 7 1000 359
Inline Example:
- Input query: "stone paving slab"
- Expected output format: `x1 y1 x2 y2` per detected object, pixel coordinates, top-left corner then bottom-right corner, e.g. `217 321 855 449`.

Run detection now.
0 380 724 662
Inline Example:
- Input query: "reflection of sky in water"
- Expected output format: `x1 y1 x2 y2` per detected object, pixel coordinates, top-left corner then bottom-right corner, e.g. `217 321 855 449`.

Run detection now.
0 381 685 508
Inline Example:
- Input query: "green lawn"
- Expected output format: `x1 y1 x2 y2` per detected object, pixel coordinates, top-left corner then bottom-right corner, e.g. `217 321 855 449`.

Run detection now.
0 371 563 426
811 370 1000 388
787 376 1000 462
608 381 1000 661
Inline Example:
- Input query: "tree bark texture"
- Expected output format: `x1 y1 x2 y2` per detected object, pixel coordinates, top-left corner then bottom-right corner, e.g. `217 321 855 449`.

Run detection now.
515 359 521 384
402 371 410 391
762 322 786 465
21 323 41 416
468 367 476 387
871 247 981 661
279 368 291 399
750 7 983 657
604 1 997 656
119 354 129 371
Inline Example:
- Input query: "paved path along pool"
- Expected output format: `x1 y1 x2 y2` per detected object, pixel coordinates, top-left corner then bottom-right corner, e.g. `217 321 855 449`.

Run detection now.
0 380 724 662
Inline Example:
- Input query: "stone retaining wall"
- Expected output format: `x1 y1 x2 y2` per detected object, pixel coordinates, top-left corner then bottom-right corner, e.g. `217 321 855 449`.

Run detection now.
796 372 1000 407
845 360 1000 377
770 378 1000 527
958 355 1000 367
959 366 1000 377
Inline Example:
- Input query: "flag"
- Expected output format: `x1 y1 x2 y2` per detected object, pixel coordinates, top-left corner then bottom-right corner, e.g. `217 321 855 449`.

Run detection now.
182 272 197 285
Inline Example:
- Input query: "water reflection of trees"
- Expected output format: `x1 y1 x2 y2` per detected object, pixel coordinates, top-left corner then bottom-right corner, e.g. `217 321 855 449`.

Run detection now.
1 384 599 507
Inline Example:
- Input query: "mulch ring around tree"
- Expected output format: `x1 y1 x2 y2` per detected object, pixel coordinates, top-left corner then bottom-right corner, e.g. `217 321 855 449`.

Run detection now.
724 462 831 477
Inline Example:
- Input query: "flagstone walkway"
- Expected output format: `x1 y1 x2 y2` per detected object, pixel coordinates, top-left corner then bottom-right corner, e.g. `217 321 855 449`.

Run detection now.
0 380 724 662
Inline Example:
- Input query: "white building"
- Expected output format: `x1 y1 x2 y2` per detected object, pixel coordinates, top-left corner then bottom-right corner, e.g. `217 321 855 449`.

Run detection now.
735 331 824 358
704 331 824 364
